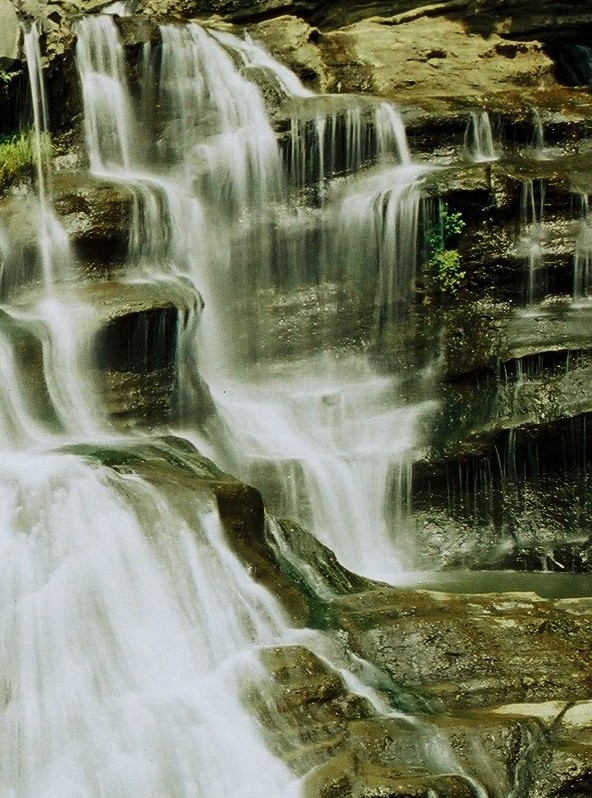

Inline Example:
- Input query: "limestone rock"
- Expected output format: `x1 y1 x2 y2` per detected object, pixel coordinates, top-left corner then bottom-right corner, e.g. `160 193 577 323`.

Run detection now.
319 15 555 104
0 0 20 67
141 0 309 21
246 15 326 91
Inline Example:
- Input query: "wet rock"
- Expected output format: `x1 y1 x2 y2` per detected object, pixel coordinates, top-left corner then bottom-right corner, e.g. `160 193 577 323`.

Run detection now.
268 517 376 605
246 15 326 92
256 646 479 796
0 308 56 427
330 587 592 710
74 279 202 426
65 435 310 621
489 700 592 797
100 366 177 424
303 755 477 798
234 283 373 364
53 174 135 271
412 407 592 569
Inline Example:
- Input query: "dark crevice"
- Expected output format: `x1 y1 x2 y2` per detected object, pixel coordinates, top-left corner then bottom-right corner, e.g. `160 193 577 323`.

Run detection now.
95 307 178 373
546 43 592 87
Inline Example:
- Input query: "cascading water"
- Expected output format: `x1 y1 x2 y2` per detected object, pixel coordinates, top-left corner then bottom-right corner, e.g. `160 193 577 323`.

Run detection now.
518 178 547 304
74 15 435 581
22 23 72 291
464 110 499 163
528 108 555 161
0 23 102 441
0 11 512 796
0 20 307 798
574 193 592 300
0 453 305 798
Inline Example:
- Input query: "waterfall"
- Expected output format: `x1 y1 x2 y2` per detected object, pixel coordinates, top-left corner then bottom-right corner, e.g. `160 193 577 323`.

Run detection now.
573 193 592 300
74 14 435 581
0 454 302 798
529 109 553 160
210 28 314 99
283 100 411 195
0 22 302 797
0 11 514 795
518 179 546 305
76 16 139 174
334 164 425 329
464 110 499 163
22 23 73 290
157 23 282 213
0 25 102 441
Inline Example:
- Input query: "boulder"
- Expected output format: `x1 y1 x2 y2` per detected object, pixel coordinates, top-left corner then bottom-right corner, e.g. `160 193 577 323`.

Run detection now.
245 15 327 91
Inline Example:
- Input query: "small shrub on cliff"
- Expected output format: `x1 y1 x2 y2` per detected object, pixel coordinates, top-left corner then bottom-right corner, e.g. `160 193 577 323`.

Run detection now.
0 130 51 187
427 200 466 296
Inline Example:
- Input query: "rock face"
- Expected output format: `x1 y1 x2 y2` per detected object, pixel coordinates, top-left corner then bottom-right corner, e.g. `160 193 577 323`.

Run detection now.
401 155 592 569
319 15 554 103
0 0 20 66
333 587 592 710
239 501 592 797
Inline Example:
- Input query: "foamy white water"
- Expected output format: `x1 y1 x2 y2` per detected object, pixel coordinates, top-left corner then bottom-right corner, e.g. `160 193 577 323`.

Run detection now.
464 110 499 163
74 14 436 582
0 454 300 798
210 356 435 579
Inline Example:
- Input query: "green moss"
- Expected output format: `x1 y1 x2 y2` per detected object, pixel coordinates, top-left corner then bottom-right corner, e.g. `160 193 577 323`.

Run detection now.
427 200 466 296
0 130 51 187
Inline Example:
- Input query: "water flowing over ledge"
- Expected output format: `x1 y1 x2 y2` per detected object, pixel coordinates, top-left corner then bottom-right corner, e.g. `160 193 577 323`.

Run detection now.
0 7 591 797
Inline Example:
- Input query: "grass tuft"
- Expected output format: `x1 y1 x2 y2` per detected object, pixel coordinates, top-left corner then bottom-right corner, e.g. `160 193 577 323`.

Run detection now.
0 130 52 188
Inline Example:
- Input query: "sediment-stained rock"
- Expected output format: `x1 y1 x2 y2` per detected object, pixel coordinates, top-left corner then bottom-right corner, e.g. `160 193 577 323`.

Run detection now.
331 587 592 710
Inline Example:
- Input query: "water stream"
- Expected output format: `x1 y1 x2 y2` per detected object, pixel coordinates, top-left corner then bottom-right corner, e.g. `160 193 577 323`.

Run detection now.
519 178 547 305
0 19 308 798
73 14 436 581
1 11 560 796
464 110 499 163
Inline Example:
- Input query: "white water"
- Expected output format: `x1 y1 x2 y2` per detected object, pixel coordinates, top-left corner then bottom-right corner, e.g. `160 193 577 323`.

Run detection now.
74 16 434 581
518 179 546 305
464 110 499 163
22 23 73 291
211 356 434 579
211 28 314 99
0 454 301 798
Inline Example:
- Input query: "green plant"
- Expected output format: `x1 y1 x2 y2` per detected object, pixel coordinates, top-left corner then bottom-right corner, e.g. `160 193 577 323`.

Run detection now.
0 69 20 85
427 200 466 296
0 130 51 187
